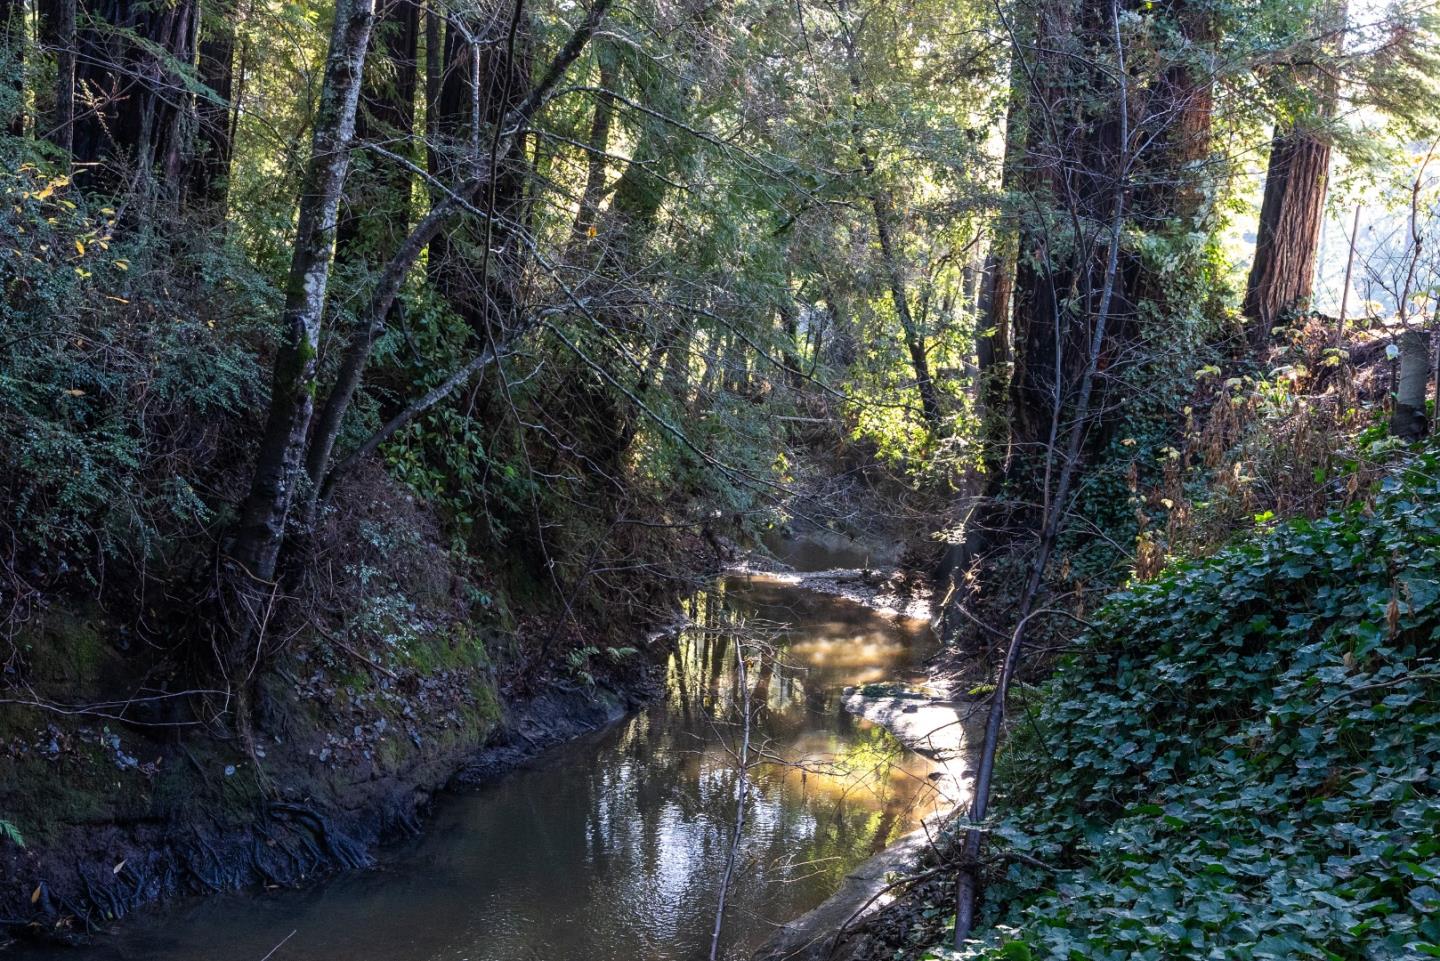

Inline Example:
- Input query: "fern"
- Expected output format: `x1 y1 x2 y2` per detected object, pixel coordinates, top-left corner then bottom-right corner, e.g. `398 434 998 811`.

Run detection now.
0 819 24 848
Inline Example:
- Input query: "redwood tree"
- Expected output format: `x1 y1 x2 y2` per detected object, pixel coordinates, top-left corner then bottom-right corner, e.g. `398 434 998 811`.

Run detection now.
1242 128 1333 341
188 0 239 219
1242 1 1345 344
1 0 23 136
69 0 201 201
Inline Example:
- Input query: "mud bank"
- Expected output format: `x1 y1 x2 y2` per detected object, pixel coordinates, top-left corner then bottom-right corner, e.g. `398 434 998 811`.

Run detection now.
0 666 660 949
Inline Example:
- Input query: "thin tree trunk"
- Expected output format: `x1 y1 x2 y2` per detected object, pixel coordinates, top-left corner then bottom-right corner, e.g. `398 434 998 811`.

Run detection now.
843 41 941 431
870 192 940 428
709 637 751 961
226 0 377 611
1337 203 1361 345
303 0 613 510
1430 297 1440 435
663 324 691 399
778 275 803 389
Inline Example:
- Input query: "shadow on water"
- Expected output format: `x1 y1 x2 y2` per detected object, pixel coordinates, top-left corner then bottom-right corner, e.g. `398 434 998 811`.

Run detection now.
25 577 941 961
760 530 899 573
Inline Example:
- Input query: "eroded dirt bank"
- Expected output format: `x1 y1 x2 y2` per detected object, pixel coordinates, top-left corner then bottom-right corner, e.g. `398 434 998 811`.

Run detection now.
0 648 664 948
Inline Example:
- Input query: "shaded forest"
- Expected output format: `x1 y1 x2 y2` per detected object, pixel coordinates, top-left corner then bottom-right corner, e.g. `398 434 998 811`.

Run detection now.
2 0 1440 956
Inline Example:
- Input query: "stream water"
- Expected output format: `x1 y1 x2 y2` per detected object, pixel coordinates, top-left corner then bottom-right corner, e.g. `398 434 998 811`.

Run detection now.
21 546 942 961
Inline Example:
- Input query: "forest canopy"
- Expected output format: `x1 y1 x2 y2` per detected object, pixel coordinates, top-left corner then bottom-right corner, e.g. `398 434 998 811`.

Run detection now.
2 0 1440 954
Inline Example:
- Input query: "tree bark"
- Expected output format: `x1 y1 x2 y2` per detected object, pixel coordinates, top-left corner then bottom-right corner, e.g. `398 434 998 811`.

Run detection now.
1242 128 1331 342
1009 0 1212 468
188 3 237 220
1242 1 1343 345
423 0 441 184
70 0 202 202
567 43 615 251
1392 328 1429 440
1 0 23 136
228 0 376 593
955 2 1132 940
38 0 74 157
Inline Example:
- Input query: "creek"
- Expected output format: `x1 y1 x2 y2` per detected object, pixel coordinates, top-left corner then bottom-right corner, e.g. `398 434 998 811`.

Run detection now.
20 543 943 961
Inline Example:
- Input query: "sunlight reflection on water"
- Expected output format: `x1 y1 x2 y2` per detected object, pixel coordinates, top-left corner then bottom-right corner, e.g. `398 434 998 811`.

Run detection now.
24 576 941 961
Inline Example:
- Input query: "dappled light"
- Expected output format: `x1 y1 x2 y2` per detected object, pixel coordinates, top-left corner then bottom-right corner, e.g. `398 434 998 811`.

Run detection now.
2 0 1437 957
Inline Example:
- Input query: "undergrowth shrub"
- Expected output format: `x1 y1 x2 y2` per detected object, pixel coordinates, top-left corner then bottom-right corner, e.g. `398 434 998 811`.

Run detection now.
944 449 1440 961
1143 317 1403 572
1 162 271 636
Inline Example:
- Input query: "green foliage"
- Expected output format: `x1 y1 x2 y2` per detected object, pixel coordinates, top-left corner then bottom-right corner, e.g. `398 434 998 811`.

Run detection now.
565 644 638 686
948 452 1440 961
0 161 269 585
0 819 23 848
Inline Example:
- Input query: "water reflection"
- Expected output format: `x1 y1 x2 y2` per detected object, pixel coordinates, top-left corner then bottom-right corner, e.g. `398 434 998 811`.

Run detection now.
20 577 940 961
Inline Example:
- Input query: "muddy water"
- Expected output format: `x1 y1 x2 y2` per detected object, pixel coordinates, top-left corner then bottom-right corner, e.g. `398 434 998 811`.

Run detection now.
33 576 941 961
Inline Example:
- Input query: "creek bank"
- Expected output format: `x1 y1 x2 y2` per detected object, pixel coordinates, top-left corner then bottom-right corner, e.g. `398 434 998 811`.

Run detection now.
0 646 666 949
729 567 933 621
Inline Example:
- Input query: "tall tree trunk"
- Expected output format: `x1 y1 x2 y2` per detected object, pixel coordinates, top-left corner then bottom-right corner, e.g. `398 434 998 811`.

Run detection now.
974 78 1027 460
567 43 615 251
595 0 720 268
872 188 942 430
423 0 440 184
1242 129 1331 342
778 291 803 390
1242 1 1343 345
1 0 23 136
69 0 202 202
1009 0 1212 465
224 0 376 713
949 0 1214 653
38 0 74 157
188 2 237 220
955 0 1134 938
